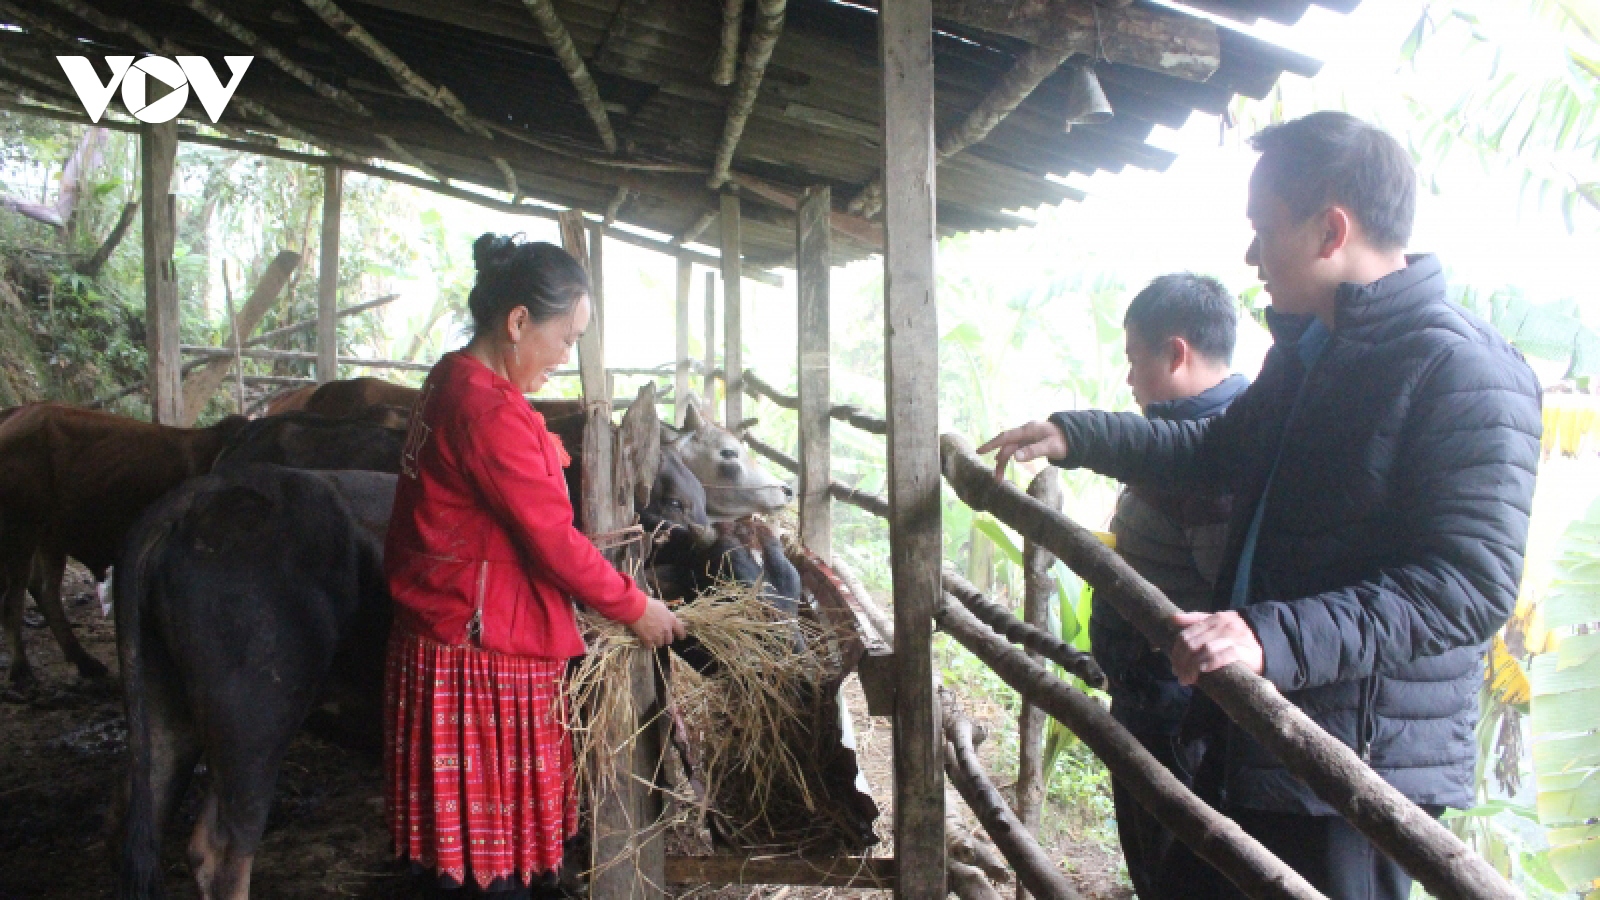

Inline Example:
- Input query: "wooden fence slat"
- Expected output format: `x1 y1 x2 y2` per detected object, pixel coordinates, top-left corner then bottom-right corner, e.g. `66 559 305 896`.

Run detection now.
796 185 832 561
317 165 342 383
881 1 945 897
940 434 1518 900
675 256 692 426
1018 468 1063 886
140 122 180 424
720 192 742 426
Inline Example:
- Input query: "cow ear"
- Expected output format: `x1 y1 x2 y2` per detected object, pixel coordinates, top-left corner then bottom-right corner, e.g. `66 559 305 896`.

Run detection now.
660 421 682 442
681 395 704 432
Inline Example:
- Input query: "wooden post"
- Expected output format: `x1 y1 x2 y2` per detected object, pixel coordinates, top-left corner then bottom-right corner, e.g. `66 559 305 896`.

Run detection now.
561 213 662 900
589 222 606 369
1017 468 1062 900
317 165 342 383
140 122 181 424
674 256 692 426
702 271 716 415
796 185 832 561
719 192 742 427
561 213 605 406
881 2 945 898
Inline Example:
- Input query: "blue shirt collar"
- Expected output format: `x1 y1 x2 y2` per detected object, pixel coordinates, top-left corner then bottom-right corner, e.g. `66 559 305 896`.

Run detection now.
1297 318 1332 369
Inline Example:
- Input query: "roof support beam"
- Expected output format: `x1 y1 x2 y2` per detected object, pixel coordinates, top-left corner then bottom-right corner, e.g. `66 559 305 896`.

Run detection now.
299 0 493 139
519 0 619 153
712 0 743 87
172 0 451 184
708 0 785 189
931 0 1220 82
849 41 1073 218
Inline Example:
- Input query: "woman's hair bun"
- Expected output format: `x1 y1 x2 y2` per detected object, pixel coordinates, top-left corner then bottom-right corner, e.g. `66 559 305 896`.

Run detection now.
472 233 518 272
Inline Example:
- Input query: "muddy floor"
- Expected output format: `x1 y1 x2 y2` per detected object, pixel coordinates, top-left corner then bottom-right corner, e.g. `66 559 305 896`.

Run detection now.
0 569 1127 900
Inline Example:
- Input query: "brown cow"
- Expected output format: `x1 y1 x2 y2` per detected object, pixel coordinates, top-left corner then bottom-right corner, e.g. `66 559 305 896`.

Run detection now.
0 404 247 683
263 376 420 419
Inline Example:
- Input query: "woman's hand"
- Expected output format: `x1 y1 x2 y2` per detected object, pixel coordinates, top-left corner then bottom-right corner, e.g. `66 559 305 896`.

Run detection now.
628 596 687 648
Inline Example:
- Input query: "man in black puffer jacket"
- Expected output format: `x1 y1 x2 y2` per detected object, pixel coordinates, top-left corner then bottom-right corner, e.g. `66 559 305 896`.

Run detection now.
981 112 1541 900
1095 274 1249 900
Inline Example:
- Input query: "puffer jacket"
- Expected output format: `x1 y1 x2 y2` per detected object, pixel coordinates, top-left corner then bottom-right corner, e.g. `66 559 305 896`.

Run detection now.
1050 256 1541 814
1095 374 1248 736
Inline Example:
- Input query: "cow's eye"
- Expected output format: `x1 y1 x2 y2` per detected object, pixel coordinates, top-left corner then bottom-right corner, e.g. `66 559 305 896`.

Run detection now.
668 498 683 509
719 448 738 460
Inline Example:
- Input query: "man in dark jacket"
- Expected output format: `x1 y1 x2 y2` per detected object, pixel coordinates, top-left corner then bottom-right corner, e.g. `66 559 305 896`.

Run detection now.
980 112 1541 900
1097 273 1249 900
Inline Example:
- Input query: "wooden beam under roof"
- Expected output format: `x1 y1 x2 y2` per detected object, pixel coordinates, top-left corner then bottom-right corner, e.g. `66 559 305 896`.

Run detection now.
519 0 620 152
931 0 1221 82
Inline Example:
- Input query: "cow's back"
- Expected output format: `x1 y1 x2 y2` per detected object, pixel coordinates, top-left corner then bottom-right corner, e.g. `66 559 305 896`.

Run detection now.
213 413 406 474
303 378 420 418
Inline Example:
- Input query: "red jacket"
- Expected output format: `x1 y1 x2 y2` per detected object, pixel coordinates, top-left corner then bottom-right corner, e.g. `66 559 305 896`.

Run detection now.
385 351 647 658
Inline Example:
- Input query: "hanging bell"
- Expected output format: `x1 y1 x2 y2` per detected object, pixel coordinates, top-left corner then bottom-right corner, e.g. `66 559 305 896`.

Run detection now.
1063 63 1113 132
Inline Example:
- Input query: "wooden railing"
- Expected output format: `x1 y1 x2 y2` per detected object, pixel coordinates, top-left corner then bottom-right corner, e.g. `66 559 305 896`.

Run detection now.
728 365 1518 900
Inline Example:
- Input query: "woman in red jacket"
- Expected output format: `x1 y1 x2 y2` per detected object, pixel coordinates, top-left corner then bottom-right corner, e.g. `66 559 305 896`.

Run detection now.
384 234 684 899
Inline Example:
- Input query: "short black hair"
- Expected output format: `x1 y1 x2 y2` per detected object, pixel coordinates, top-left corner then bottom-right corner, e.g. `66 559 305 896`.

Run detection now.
1123 273 1237 365
1249 111 1416 250
467 234 590 337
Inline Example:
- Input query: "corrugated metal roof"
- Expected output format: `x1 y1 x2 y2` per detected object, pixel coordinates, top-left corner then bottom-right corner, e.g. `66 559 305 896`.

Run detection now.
0 0 1354 265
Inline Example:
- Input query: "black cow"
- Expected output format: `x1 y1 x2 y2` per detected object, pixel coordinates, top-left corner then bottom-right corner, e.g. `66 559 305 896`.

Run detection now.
210 411 407 475
112 426 797 897
115 465 394 900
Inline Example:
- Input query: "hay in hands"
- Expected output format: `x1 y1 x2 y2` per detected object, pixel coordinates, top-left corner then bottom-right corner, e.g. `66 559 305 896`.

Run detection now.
569 577 877 858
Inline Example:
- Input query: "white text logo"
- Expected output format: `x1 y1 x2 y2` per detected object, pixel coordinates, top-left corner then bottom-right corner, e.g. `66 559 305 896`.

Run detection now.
56 56 253 124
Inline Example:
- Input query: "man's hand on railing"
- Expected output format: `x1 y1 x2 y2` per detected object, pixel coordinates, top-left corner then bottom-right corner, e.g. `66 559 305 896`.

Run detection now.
976 421 1070 480
1169 611 1264 686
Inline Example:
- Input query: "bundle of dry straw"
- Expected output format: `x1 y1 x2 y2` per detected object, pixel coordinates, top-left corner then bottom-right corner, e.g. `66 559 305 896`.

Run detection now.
569 577 871 853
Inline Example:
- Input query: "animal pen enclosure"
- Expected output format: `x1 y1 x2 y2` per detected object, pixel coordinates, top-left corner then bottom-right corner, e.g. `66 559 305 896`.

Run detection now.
0 0 1525 898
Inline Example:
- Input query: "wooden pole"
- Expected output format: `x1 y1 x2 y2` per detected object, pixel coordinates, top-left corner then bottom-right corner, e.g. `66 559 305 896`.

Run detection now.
1017 468 1063 889
881 2 944 897
674 257 692 427
796 185 832 561
317 165 342 383
590 221 606 379
939 435 1518 900
140 121 181 424
561 212 604 405
702 271 716 413
719 192 742 427
935 596 1324 900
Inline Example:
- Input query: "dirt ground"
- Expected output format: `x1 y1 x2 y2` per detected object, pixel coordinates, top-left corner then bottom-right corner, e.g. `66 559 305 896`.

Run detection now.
0 568 1128 900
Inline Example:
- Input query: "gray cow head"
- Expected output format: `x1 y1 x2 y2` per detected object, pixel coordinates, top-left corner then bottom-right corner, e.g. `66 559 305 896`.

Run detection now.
662 394 791 521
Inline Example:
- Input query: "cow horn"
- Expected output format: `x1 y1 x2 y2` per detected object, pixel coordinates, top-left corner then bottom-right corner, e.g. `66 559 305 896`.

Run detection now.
734 417 759 434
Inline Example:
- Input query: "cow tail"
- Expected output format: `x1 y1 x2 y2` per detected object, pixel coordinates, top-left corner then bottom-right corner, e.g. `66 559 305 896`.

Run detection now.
114 507 182 900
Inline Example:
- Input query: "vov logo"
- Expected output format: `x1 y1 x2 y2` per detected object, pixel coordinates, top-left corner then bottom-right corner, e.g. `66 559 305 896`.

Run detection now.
56 56 253 124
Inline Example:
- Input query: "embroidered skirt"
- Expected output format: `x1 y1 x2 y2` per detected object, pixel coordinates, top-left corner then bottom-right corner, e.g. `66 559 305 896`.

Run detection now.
385 625 577 890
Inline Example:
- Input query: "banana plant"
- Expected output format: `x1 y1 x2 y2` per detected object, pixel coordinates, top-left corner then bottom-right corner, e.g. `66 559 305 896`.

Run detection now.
1530 494 1600 891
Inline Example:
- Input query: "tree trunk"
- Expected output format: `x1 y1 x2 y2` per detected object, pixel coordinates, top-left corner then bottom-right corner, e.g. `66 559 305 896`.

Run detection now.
1017 468 1062 900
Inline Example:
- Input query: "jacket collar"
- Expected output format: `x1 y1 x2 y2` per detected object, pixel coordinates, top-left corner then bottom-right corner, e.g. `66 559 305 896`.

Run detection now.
1144 373 1250 422
1333 254 1445 338
1262 254 1446 346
